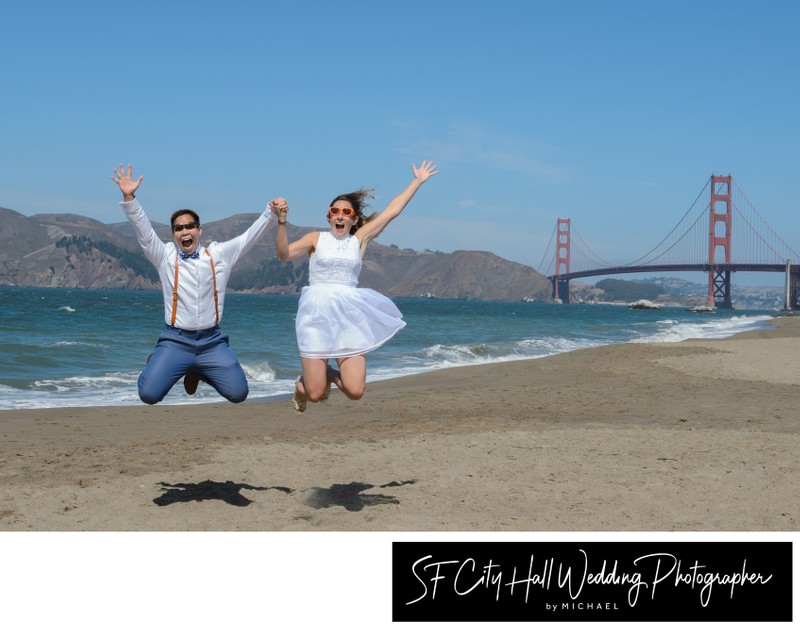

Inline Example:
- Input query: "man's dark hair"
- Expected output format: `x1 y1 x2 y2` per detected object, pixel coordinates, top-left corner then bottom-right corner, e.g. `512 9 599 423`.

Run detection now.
170 209 201 229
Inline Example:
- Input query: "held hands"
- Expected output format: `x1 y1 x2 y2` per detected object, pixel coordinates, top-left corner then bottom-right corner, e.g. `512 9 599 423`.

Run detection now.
412 160 438 184
270 197 288 223
111 163 143 201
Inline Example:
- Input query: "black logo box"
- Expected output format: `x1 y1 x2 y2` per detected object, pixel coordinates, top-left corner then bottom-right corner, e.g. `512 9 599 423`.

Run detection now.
393 541 792 622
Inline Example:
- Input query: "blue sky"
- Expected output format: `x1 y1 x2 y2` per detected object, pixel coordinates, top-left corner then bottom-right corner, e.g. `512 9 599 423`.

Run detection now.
2 0 799 286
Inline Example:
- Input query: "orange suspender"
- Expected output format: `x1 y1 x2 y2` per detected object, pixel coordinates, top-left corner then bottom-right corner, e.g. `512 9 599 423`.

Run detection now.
171 250 219 327
171 256 180 326
207 251 220 325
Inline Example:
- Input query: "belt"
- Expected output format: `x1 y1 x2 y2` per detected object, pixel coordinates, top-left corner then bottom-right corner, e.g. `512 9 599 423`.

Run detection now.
164 324 220 338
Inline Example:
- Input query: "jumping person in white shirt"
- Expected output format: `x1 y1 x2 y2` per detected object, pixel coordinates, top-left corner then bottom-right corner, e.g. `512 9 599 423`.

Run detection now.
111 163 284 404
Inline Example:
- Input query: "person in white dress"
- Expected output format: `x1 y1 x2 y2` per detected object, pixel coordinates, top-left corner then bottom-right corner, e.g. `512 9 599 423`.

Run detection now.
276 160 438 412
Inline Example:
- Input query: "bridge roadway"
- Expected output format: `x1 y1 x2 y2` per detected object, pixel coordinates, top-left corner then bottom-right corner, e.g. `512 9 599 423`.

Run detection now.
549 263 800 308
551 263 797 281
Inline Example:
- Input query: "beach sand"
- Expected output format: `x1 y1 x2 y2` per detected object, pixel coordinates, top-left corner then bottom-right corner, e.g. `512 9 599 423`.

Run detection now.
1 316 798 532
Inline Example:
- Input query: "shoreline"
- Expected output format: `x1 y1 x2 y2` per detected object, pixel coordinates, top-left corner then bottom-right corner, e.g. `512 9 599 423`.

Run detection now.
0 315 797 531
0 309 780 413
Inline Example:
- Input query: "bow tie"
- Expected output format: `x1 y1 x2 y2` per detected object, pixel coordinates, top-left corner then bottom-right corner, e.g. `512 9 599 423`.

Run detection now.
179 251 200 260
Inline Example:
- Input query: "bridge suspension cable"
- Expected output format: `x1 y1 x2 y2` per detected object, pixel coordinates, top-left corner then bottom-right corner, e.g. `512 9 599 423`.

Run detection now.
731 181 800 263
537 221 557 275
537 218 619 275
623 177 711 268
570 223 617 270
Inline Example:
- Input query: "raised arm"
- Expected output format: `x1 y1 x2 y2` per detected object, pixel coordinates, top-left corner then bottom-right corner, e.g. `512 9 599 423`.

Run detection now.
111 163 143 201
213 196 280 265
110 163 168 265
274 200 320 261
355 160 438 246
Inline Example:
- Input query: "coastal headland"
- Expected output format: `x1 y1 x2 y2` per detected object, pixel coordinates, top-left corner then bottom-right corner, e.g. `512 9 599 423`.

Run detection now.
1 317 798 531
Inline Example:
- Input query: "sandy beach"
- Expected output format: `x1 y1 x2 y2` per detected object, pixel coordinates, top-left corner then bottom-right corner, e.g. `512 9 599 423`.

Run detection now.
1 316 798 532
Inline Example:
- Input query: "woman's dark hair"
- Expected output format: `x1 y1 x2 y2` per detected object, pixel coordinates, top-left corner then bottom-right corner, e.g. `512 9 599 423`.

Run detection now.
329 188 376 234
170 209 201 230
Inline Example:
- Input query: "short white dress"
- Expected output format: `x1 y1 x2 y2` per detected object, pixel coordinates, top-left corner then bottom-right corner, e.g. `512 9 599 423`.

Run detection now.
295 231 406 359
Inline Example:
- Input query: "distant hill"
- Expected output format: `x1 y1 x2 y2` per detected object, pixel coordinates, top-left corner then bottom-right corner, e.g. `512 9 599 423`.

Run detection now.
0 206 553 302
567 273 786 309
596 278 661 302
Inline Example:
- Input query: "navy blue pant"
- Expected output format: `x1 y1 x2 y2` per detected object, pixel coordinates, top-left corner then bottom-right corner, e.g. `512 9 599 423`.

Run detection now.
138 325 249 404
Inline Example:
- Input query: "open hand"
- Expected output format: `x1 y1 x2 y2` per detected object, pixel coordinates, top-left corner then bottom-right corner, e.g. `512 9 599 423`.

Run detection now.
412 160 438 184
111 163 143 200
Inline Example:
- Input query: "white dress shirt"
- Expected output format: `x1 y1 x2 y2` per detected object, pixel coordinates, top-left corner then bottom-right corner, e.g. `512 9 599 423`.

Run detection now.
120 199 275 330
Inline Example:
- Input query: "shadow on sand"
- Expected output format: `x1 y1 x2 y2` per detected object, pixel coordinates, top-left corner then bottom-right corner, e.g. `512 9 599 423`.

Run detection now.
153 480 292 507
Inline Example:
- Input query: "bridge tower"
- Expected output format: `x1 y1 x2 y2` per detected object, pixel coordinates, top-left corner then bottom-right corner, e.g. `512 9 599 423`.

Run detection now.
554 218 571 303
708 174 733 308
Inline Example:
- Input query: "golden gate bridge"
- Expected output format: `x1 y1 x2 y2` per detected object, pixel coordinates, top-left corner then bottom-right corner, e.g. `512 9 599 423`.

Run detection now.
538 174 800 309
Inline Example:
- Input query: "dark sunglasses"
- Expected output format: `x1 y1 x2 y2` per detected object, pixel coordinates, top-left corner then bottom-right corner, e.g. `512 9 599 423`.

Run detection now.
173 221 200 232
329 206 355 217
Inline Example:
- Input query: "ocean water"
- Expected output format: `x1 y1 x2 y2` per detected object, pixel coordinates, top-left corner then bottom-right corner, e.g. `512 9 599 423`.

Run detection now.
0 286 776 410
